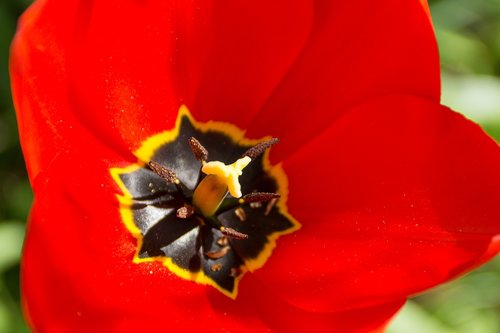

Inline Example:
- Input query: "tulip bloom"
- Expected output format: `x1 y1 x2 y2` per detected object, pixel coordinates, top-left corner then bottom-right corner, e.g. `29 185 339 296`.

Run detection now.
10 0 500 332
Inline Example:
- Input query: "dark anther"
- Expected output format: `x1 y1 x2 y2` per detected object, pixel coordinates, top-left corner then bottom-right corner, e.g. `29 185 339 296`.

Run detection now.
176 205 195 219
205 246 230 259
242 138 279 159
148 161 178 184
220 226 248 240
242 192 280 204
149 161 193 198
188 137 208 162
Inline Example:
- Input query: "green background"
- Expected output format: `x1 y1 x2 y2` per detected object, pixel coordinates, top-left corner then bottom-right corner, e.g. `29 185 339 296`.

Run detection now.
0 0 499 332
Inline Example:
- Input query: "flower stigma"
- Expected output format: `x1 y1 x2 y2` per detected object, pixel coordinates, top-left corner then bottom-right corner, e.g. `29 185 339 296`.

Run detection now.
193 156 251 216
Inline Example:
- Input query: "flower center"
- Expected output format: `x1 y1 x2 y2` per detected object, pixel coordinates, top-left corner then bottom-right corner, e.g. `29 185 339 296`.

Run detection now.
111 105 300 298
148 137 280 241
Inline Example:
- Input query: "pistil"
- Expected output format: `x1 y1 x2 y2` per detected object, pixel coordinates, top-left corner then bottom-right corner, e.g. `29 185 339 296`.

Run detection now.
192 174 229 216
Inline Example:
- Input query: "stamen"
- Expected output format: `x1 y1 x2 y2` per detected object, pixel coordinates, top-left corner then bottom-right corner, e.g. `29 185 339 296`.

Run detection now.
220 226 248 240
205 245 230 259
176 205 195 219
148 161 179 184
239 192 280 204
242 138 279 159
188 137 208 162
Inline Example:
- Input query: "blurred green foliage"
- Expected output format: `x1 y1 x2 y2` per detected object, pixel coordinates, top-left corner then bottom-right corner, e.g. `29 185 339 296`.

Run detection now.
0 0 33 332
0 0 499 332
430 0 500 135
389 0 500 332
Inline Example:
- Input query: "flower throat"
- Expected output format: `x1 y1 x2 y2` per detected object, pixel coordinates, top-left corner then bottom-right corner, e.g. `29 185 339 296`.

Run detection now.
112 106 300 298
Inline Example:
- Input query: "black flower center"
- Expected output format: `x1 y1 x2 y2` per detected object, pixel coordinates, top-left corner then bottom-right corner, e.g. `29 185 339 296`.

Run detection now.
111 106 300 297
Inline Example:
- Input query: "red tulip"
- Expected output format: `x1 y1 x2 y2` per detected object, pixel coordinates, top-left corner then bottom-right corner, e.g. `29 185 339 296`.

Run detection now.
10 0 500 332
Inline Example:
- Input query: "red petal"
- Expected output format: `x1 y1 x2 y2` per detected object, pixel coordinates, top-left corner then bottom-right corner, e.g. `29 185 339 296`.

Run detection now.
22 151 402 332
245 0 440 162
11 0 181 180
173 1 313 126
22 152 261 332
21 153 211 331
11 0 314 181
12 1 438 179
254 95 500 312
208 276 405 333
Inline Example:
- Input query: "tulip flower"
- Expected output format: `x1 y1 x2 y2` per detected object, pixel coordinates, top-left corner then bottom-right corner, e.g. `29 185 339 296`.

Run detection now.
10 0 500 332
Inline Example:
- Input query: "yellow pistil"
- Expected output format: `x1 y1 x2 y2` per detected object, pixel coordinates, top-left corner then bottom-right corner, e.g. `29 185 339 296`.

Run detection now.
192 156 251 216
